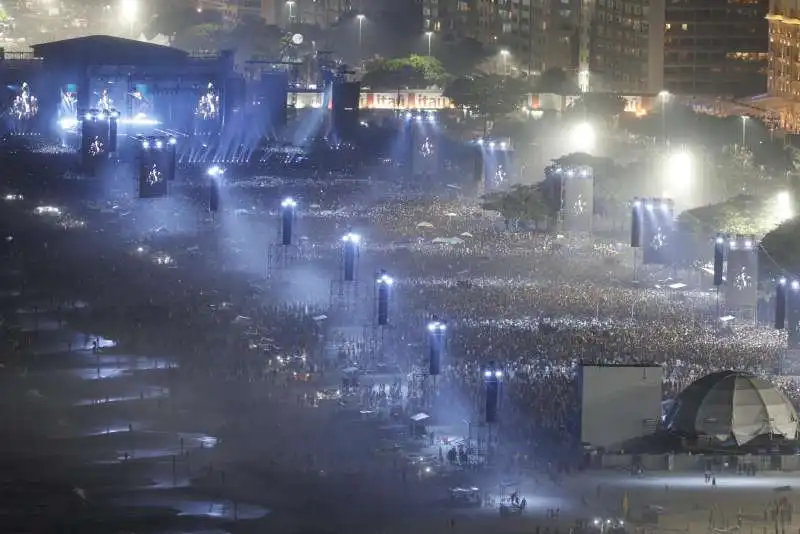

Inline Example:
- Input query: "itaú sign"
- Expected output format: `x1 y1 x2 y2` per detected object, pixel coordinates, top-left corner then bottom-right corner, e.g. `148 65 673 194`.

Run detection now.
293 90 453 110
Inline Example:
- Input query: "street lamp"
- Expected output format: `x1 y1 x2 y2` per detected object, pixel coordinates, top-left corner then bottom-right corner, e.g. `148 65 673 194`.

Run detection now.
425 31 433 56
286 0 295 24
120 0 137 38
658 90 670 141
357 14 365 51
740 115 749 147
500 49 510 76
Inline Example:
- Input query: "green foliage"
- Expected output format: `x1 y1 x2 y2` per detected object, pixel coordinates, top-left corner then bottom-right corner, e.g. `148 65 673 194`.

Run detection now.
567 94 626 119
362 55 449 90
536 68 576 94
173 23 224 51
443 75 530 118
678 194 787 237
480 184 551 223
761 217 800 276
436 38 491 76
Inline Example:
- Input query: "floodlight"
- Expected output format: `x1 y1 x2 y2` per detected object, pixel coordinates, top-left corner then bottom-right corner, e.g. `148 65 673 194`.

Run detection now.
142 140 150 149
494 370 503 378
715 236 724 244
569 122 595 152
84 112 92 120
499 142 507 149
780 277 787 285
281 197 297 208
377 273 393 285
155 140 163 149
342 232 360 243
477 138 484 146
483 370 492 378
207 165 224 177
744 239 753 249
427 321 446 332
645 203 654 211
169 137 177 145
793 280 800 291
667 151 693 184
729 240 736 248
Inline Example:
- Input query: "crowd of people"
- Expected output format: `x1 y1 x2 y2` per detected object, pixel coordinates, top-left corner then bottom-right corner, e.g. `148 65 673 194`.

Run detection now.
2 158 795 478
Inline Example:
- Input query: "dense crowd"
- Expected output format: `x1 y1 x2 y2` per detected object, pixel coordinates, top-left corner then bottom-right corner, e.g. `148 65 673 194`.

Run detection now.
2 162 794 476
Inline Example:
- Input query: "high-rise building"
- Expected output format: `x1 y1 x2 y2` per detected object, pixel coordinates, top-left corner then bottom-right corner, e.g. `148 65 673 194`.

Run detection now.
197 0 277 23
506 0 581 75
768 0 800 99
591 0 767 95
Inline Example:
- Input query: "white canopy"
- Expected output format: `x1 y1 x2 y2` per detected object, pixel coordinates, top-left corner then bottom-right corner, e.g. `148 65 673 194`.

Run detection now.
665 371 798 445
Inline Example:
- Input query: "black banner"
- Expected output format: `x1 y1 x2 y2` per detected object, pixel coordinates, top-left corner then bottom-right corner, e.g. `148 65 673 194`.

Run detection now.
81 116 110 171
642 200 675 265
137 140 174 198
725 242 758 308
563 170 594 233
788 289 800 349
411 124 438 176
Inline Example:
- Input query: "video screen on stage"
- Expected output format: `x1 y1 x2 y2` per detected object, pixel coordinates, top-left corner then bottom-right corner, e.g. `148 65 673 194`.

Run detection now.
60 84 78 117
725 241 758 309
563 168 594 233
641 200 675 265
8 81 38 121
129 83 154 118
196 82 220 121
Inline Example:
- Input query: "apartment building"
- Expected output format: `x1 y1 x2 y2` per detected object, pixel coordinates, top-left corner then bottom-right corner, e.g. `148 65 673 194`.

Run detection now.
591 0 767 95
196 0 354 27
507 0 581 74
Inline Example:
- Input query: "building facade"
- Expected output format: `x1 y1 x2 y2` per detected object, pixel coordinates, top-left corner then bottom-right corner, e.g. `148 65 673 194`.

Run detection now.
591 0 767 96
768 0 800 100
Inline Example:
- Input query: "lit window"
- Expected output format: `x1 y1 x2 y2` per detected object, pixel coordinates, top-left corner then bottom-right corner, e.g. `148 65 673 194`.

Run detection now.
681 23 688 30
665 23 671 30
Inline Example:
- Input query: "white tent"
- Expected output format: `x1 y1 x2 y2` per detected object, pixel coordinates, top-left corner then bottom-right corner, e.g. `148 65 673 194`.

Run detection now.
665 370 798 445
416 221 434 228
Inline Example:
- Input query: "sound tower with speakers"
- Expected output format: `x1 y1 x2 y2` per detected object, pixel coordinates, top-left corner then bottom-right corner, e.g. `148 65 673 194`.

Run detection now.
331 82 360 141
713 235 724 287
223 77 246 127
261 72 288 131
209 179 219 212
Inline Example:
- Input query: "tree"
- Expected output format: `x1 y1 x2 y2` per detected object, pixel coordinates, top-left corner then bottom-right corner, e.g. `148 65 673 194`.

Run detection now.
761 217 800 278
481 184 551 227
536 68 576 94
172 23 224 52
567 94 626 120
444 74 530 120
361 55 448 90
678 194 791 238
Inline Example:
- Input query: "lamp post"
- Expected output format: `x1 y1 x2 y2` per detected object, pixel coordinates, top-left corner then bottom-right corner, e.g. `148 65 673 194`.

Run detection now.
357 14 365 52
741 115 749 148
426 31 433 56
120 0 137 38
658 90 670 141
500 49 509 76
286 0 295 24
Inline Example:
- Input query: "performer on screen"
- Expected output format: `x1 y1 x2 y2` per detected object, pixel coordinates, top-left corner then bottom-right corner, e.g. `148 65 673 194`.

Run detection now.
196 82 219 119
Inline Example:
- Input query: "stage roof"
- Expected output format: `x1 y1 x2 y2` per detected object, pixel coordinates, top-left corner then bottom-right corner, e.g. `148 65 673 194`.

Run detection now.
31 35 188 66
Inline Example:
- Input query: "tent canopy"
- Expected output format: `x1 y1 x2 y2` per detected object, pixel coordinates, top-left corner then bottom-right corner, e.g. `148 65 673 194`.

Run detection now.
664 370 798 445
